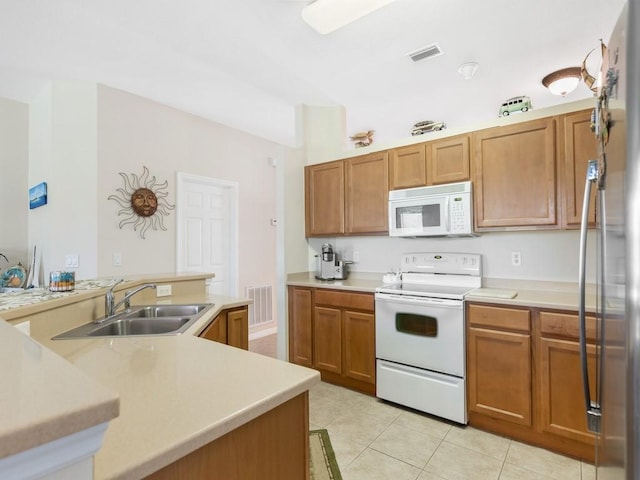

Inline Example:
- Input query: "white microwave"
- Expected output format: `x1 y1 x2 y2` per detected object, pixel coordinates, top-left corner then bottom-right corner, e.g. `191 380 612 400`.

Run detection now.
388 181 474 237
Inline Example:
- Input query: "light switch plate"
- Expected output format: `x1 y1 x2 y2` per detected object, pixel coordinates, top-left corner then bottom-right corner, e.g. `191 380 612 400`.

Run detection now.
65 254 79 268
156 285 172 297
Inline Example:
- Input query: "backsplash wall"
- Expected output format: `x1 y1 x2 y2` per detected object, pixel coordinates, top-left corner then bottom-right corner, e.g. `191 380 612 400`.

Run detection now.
308 229 596 284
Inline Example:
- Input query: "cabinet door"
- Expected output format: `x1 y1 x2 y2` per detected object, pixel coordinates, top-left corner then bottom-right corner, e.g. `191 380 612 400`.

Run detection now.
427 134 470 185
343 310 375 384
473 118 558 229
227 308 249 350
538 337 596 445
562 110 598 228
467 327 532 426
199 312 227 344
305 161 345 236
388 144 427 190
313 306 342 374
288 286 313 367
345 152 389 234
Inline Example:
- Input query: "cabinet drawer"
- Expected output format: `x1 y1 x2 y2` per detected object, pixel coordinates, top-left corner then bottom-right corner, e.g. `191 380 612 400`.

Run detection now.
539 311 596 342
467 304 530 332
314 289 374 311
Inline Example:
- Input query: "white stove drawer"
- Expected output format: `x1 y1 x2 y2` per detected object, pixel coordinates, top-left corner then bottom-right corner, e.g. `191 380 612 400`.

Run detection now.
376 359 467 424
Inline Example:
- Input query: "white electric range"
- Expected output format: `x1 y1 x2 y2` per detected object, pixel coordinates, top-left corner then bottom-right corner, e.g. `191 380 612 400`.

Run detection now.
375 252 481 424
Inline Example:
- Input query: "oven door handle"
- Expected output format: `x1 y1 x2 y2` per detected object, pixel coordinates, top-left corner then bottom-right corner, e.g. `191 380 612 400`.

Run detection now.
375 292 462 308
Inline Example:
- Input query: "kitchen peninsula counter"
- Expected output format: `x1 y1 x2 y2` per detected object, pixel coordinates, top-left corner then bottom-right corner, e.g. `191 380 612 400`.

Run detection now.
0 275 320 480
287 272 596 312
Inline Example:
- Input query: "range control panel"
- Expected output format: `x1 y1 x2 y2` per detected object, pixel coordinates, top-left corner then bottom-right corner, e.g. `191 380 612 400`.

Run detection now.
401 252 481 277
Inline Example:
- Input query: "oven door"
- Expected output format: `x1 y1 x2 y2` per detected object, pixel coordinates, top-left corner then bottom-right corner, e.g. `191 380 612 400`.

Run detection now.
375 292 464 376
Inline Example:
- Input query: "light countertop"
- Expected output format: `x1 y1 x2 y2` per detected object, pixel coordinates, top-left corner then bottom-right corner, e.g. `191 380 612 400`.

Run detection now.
287 272 596 312
0 320 119 459
1 280 320 480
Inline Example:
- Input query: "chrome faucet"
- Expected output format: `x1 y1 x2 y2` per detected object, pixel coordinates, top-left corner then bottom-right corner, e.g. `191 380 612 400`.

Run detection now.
103 280 156 319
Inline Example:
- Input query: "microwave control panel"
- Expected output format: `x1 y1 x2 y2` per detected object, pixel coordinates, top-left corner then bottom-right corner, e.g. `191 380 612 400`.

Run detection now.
448 192 472 234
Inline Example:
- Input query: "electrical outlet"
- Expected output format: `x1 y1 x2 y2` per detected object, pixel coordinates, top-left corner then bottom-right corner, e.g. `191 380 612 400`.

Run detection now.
353 251 360 262
156 285 172 297
511 251 522 267
65 254 79 268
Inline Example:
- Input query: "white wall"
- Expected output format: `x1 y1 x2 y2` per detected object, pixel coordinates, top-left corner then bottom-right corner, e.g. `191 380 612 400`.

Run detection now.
29 82 98 285
0 97 29 267
307 229 597 284
96 85 282 299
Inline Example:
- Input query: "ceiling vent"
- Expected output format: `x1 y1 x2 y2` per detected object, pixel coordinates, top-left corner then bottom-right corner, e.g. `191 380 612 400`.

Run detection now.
407 43 443 62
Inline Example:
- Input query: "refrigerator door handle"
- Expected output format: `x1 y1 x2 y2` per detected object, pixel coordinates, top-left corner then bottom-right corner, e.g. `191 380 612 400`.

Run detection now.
578 159 602 434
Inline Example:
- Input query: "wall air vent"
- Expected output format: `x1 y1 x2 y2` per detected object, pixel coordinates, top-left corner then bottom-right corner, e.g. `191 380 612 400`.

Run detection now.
407 43 443 62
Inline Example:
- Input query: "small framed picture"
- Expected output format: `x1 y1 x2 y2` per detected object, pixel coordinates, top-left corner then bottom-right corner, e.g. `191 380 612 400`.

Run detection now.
29 182 48 209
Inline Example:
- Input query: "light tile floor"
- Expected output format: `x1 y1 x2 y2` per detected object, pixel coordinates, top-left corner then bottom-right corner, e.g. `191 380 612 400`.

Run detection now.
248 335 595 480
309 382 596 480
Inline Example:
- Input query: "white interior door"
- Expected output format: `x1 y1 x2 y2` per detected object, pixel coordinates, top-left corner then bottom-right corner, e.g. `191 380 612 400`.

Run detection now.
176 173 239 296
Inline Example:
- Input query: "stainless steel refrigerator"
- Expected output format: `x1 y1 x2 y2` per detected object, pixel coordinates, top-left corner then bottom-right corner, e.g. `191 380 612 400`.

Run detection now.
578 1 640 478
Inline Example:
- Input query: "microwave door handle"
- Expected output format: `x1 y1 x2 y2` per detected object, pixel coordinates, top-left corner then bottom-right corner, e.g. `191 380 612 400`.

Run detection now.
444 196 451 232
578 159 601 434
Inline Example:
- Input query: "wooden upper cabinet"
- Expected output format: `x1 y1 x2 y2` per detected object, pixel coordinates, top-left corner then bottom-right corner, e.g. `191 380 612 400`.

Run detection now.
472 118 559 230
305 161 345 236
428 134 471 185
562 110 598 228
388 135 470 190
388 144 427 190
345 152 389 234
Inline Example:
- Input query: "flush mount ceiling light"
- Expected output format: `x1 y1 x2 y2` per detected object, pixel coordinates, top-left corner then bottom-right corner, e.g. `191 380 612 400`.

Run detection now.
458 62 479 80
301 0 397 34
542 67 582 96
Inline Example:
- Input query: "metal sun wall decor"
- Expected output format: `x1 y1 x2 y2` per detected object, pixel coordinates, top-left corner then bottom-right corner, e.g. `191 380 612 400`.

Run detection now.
108 166 175 239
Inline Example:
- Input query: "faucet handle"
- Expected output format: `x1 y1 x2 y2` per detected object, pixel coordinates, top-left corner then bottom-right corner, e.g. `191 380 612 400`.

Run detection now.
108 278 125 293
104 279 125 318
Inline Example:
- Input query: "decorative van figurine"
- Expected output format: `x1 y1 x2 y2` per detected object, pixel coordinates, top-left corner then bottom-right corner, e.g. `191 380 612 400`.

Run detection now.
498 96 533 117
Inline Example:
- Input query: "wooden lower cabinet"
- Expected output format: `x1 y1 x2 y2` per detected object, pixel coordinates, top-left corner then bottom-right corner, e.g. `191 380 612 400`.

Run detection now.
199 306 248 350
538 336 597 445
227 307 249 350
466 303 596 462
314 306 342 374
288 286 375 395
199 312 227 343
288 286 313 367
146 392 309 480
467 327 532 426
467 304 532 426
343 310 376 384
537 310 597 454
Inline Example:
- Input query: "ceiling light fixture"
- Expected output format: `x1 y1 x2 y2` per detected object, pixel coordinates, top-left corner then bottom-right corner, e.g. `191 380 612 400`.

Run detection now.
458 62 479 80
301 0 397 35
542 67 582 96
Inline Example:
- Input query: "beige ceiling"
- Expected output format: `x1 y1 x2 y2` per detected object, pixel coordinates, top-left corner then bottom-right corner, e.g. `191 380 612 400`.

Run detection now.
0 0 626 147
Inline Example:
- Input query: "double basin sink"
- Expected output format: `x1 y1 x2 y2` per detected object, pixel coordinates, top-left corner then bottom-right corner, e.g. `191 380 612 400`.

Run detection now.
53 303 215 339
